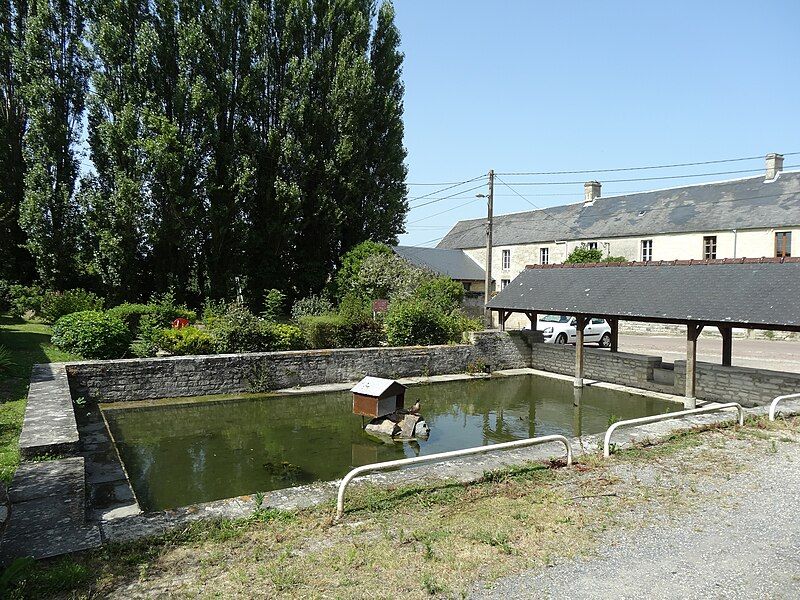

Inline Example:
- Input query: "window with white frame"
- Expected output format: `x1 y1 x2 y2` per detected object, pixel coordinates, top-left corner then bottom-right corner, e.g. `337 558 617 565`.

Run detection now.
540 247 549 265
641 239 653 262
703 235 717 260
501 279 510 290
586 241 598 250
501 249 511 270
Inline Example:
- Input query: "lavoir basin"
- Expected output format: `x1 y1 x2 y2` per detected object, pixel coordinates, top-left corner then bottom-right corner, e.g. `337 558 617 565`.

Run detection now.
103 374 680 511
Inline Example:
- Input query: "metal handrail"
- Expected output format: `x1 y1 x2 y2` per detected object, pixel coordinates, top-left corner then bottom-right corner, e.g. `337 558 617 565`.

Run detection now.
603 402 744 458
769 393 800 421
335 434 572 521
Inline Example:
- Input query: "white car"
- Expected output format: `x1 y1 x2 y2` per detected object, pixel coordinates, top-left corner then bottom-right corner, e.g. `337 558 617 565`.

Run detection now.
535 315 612 348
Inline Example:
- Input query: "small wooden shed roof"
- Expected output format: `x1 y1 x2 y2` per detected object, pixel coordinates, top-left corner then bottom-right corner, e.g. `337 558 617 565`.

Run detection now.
351 377 406 398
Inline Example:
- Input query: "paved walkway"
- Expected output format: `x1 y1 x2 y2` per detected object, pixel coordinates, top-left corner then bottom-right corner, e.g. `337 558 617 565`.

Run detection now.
619 334 800 374
471 435 800 599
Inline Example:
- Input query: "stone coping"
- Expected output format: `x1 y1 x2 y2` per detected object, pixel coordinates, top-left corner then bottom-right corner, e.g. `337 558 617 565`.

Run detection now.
18 364 79 459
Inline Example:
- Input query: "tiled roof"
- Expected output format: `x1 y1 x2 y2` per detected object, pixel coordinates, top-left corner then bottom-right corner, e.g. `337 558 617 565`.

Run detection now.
486 258 800 328
438 172 800 249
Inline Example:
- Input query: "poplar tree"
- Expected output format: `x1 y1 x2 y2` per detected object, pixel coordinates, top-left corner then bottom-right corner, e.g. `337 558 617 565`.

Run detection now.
0 0 33 280
18 0 88 288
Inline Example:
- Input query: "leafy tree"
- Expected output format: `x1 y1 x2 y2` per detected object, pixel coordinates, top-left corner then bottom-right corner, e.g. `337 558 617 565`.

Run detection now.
0 1 34 281
564 247 604 264
18 0 89 288
333 240 392 300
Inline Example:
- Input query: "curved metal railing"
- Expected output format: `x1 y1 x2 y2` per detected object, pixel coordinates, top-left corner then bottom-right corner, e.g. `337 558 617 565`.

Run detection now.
335 434 572 521
769 393 800 421
603 402 744 458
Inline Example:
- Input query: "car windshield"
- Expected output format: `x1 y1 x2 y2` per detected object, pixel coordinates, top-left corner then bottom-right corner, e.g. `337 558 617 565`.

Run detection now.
540 315 570 323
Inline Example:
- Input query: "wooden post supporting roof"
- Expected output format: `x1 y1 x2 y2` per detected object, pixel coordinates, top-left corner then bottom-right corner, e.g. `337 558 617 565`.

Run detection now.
574 316 588 388
719 325 733 366
498 310 511 331
685 323 704 408
608 317 619 352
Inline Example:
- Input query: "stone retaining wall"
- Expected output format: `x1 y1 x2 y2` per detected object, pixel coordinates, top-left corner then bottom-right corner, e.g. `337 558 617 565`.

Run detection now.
674 360 800 407
67 331 530 403
529 343 664 391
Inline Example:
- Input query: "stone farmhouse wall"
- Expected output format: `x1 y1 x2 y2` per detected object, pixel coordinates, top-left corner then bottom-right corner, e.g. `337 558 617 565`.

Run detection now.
674 360 800 407
67 331 531 403
528 343 664 391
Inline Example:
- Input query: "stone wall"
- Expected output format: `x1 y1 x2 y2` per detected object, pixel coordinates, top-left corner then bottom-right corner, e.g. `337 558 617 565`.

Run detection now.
67 331 531 403
674 360 800 407
529 343 664 390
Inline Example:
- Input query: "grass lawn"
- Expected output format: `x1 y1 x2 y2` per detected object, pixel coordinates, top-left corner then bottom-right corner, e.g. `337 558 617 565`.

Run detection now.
0 314 81 483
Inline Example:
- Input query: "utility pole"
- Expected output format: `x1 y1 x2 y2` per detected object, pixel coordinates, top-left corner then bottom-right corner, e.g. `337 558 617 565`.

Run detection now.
484 169 494 327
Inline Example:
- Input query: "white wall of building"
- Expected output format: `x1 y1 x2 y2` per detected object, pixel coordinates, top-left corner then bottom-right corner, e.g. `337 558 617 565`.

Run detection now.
462 226 799 329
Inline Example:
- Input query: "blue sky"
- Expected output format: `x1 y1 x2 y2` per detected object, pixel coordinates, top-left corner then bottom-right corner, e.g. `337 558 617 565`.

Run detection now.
393 1 800 247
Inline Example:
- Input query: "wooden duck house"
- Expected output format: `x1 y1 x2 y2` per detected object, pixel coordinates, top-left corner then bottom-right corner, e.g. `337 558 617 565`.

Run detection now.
351 377 406 418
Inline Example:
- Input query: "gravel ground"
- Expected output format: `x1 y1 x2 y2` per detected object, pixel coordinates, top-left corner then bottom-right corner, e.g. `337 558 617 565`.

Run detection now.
471 430 800 600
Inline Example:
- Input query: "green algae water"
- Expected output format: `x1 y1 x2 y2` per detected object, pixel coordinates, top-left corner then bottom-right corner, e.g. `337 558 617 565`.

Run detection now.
103 375 679 511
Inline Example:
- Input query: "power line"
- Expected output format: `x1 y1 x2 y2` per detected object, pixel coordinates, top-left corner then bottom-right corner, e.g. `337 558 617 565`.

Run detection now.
407 198 480 224
494 175 583 238
492 166 799 186
410 183 487 209
496 151 800 176
407 174 486 204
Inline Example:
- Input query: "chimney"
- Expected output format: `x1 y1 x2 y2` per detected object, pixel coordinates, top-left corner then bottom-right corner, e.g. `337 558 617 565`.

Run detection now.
584 181 601 205
765 153 784 181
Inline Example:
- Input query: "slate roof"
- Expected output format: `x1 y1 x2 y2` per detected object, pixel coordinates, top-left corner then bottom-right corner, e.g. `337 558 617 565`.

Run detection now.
486 259 800 329
438 172 800 249
393 245 485 281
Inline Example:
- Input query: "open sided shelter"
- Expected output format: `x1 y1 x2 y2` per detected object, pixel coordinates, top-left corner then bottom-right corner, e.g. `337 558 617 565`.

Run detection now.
486 258 800 406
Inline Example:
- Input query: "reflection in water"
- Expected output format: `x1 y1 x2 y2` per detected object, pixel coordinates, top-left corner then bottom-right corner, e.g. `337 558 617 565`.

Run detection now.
104 375 679 511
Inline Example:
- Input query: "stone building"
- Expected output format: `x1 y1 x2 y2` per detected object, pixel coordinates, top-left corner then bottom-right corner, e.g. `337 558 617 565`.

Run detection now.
434 152 799 329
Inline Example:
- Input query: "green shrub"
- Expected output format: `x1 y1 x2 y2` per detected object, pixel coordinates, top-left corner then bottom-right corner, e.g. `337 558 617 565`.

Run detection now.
51 311 131 359
156 326 214 356
131 293 198 357
40 289 104 323
8 284 45 317
107 303 157 333
336 319 385 348
201 298 227 325
290 294 334 320
603 255 628 263
297 314 342 349
443 311 483 343
384 300 451 346
205 303 268 353
415 276 464 313
0 344 15 376
141 292 197 328
262 323 306 351
261 289 286 321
